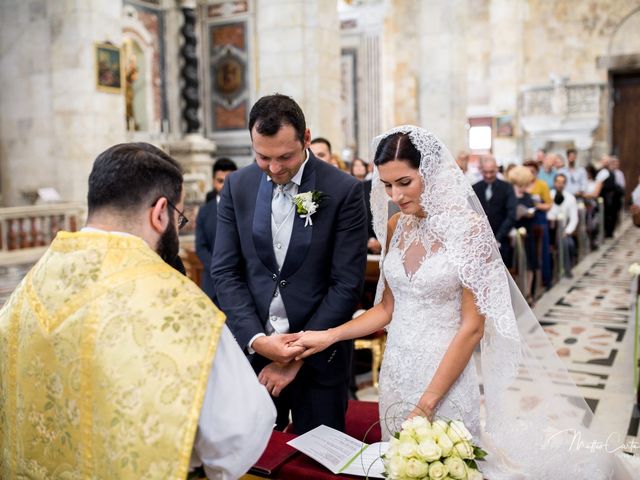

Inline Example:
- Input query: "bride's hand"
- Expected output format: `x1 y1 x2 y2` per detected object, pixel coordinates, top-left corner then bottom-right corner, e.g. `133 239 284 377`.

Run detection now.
292 329 338 360
407 391 441 421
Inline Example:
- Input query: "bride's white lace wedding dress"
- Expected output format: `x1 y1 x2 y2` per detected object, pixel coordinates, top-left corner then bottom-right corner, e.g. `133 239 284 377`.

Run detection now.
368 126 633 479
379 213 481 440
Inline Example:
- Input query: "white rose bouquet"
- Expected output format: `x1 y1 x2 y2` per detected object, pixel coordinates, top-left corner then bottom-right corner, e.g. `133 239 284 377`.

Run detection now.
292 191 324 227
382 416 487 479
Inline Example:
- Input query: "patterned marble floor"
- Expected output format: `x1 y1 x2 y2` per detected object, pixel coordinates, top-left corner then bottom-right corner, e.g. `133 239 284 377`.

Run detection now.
357 219 640 456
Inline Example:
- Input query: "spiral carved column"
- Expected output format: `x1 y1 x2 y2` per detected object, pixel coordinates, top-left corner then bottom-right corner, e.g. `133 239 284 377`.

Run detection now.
180 7 200 133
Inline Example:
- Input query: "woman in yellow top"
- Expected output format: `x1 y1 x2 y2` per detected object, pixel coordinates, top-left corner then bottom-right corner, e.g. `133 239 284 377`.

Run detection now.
524 160 553 290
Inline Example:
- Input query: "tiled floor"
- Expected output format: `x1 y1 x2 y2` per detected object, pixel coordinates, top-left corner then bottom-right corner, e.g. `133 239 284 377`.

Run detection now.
356 219 640 456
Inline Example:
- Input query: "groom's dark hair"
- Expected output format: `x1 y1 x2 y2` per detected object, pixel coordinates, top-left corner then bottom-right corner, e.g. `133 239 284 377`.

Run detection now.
249 94 306 144
374 133 421 169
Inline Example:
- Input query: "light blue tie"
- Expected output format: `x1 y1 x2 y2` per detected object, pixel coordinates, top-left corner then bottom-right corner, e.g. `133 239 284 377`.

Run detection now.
272 183 293 226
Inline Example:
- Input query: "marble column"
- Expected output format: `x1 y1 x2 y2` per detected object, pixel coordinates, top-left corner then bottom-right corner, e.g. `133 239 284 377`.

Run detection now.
254 0 341 147
417 0 468 152
488 0 525 164
0 0 125 206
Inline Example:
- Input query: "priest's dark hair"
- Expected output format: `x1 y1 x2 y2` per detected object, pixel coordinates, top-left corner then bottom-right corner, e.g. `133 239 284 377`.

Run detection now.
373 132 421 170
248 93 306 144
87 142 183 215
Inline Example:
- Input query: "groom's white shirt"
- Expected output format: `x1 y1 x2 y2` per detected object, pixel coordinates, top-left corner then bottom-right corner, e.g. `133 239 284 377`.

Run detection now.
248 151 309 351
81 227 276 479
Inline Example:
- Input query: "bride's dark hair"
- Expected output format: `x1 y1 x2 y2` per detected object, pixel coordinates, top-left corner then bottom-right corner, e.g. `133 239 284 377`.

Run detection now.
373 132 421 169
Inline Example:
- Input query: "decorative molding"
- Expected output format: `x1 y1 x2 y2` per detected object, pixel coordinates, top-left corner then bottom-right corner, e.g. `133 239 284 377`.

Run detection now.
520 81 605 151
206 1 248 18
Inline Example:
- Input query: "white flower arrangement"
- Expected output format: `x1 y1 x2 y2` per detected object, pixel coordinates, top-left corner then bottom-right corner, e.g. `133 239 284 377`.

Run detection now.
629 263 640 277
292 191 324 227
382 416 486 479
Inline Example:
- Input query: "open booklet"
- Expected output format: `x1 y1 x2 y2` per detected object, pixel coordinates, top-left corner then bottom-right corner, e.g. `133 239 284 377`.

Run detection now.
287 425 389 478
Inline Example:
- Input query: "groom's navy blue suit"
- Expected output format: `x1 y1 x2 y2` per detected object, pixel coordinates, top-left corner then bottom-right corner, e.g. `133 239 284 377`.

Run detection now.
211 152 368 433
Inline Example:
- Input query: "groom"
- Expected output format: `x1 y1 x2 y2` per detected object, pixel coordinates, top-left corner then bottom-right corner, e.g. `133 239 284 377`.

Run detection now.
212 94 368 434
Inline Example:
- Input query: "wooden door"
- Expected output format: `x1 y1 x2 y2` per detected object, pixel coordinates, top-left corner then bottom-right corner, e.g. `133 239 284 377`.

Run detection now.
612 72 640 205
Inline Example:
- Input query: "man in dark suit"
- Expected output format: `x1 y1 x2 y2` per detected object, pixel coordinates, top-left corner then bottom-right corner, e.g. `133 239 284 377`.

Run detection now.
195 157 237 301
212 94 368 434
473 155 517 266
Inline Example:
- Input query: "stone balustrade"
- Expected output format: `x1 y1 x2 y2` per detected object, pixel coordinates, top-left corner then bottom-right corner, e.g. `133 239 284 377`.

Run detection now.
0 203 86 266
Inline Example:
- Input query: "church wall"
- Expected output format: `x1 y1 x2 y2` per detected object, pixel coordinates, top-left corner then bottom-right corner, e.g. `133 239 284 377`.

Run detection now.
0 0 126 206
255 0 341 157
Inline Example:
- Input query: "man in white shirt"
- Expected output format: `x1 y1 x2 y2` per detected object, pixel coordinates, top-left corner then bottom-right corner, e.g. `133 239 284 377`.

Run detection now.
610 156 626 190
549 173 579 278
558 148 588 197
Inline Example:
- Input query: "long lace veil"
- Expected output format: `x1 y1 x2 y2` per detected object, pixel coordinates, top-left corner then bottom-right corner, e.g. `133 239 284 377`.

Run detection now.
369 125 631 479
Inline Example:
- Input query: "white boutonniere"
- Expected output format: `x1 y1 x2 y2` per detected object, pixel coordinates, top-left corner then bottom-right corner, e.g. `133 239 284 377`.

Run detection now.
292 191 324 227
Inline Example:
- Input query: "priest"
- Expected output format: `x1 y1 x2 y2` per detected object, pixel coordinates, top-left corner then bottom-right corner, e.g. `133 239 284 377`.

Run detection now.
0 142 277 479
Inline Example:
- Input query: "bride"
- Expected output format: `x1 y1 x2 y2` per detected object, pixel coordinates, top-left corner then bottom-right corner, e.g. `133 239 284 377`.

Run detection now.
293 126 634 479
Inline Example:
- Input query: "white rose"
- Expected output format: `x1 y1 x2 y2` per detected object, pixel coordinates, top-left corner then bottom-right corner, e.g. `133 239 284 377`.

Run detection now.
411 415 430 430
444 456 467 479
399 428 416 442
405 458 429 478
298 192 312 202
436 431 454 457
428 460 449 480
629 263 640 276
447 420 473 443
415 425 436 442
386 454 406 479
416 438 442 462
432 419 449 436
398 436 419 458
466 465 484 480
401 419 414 432
453 441 474 459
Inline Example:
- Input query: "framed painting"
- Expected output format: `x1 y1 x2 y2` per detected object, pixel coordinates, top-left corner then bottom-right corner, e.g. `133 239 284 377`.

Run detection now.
95 42 123 93
495 113 515 138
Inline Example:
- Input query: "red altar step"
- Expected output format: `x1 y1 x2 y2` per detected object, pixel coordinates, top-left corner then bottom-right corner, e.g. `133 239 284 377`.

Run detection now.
251 400 381 479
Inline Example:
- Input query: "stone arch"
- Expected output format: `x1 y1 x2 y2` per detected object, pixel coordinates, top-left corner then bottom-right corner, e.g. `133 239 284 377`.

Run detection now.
608 6 640 57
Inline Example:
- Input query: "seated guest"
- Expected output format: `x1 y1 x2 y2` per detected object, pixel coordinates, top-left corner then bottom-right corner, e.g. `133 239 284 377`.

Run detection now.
473 155 517 267
507 165 537 303
310 136 332 162
330 153 348 171
538 153 557 190
0 143 275 479
523 160 553 289
548 173 579 278
632 175 640 207
196 157 238 301
350 157 368 181
631 175 640 227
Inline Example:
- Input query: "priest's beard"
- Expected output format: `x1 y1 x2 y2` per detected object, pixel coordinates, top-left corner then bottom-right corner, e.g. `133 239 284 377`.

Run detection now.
157 215 179 265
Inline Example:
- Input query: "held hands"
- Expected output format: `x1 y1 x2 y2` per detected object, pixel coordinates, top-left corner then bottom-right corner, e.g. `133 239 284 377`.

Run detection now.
291 329 339 361
251 333 305 363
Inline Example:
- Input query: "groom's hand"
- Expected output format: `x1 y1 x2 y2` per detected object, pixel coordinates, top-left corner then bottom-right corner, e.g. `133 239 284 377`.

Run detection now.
258 360 304 397
251 333 305 364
